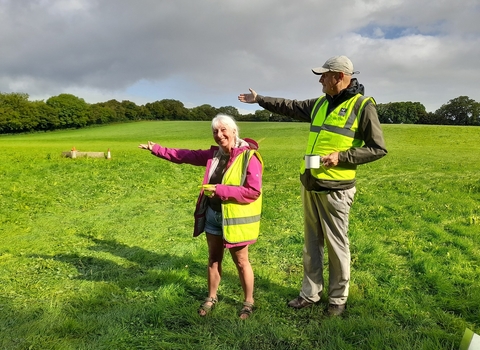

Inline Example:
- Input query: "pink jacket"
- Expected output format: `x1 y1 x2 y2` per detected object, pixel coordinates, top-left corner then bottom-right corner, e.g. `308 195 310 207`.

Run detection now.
151 142 263 246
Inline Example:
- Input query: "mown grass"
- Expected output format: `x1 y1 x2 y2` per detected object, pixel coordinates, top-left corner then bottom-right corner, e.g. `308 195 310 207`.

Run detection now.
0 122 479 349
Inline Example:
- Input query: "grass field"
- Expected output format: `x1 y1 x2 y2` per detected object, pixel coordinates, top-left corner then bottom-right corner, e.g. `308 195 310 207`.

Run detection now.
0 121 479 349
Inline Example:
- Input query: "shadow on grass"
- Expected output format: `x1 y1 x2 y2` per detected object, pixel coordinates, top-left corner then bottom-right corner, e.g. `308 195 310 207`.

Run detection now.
34 235 298 307
9 235 304 349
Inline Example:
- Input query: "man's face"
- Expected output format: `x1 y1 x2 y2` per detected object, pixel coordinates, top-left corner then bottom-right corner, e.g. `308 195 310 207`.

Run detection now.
319 71 341 96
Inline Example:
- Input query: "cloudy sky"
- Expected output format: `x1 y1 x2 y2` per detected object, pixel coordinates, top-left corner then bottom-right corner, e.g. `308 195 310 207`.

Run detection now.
1 0 479 114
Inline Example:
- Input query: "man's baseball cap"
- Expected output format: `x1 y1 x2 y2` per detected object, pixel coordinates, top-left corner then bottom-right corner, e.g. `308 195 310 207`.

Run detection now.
312 55 359 75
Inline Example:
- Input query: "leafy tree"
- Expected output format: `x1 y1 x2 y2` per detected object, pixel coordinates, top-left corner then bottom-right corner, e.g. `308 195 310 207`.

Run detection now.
0 105 21 133
145 101 167 120
377 101 427 124
270 112 296 122
0 93 24 133
6 88 480 134
145 99 189 120
376 104 392 124
236 113 255 122
434 96 480 125
46 94 89 128
411 103 429 124
88 104 116 125
98 100 128 122
0 92 39 132
189 104 218 121
31 101 59 131
137 105 153 120
217 106 240 119
160 99 189 120
253 110 271 121
121 100 142 120
416 111 446 125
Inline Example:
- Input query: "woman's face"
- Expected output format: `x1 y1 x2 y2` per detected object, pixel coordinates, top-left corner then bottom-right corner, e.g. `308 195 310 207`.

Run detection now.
212 122 236 153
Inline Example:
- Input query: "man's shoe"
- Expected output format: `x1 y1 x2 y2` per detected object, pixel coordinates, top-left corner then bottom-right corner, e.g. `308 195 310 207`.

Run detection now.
327 303 346 316
287 296 314 310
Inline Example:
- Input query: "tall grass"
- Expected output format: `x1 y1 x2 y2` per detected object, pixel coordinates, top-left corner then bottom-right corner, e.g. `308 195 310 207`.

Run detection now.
0 122 479 349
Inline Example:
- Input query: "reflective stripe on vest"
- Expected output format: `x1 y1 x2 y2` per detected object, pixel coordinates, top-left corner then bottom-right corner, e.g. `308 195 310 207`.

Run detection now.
222 150 263 244
300 94 374 181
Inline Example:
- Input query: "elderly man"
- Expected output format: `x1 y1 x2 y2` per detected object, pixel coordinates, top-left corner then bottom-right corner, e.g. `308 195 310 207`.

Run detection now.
238 55 387 316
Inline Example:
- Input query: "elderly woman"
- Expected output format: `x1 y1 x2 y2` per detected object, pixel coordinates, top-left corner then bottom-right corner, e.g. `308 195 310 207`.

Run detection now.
139 114 263 319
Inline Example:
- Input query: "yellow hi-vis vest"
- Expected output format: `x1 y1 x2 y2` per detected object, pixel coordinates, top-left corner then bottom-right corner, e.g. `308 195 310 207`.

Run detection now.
222 150 263 244
300 93 375 181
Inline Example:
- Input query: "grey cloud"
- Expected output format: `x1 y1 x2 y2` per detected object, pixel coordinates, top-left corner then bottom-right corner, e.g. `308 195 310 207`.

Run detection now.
0 0 479 112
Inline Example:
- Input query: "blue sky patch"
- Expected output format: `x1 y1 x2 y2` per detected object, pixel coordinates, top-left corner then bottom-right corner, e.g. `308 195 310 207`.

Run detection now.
357 25 419 39
357 24 443 39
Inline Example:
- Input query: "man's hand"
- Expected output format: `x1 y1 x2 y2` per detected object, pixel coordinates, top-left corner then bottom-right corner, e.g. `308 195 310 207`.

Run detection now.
322 152 339 167
238 88 258 104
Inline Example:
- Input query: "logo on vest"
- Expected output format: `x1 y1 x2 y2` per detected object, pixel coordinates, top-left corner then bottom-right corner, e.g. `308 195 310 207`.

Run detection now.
339 108 347 116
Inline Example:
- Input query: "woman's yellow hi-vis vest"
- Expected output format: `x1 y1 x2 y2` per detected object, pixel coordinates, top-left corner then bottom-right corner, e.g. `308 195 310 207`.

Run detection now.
300 93 374 181
222 150 263 244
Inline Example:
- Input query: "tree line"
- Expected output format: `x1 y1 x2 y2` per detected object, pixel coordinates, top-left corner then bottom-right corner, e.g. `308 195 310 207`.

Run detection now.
0 92 479 134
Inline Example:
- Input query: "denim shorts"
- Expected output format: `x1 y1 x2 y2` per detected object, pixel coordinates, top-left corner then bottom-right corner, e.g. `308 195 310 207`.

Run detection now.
204 206 223 236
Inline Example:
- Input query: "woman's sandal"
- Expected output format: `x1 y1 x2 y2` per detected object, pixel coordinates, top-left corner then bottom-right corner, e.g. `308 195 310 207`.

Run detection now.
198 297 218 317
239 301 254 320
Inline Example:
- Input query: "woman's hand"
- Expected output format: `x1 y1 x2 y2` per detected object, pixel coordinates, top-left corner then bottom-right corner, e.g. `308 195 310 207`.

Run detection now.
202 184 217 198
138 141 156 151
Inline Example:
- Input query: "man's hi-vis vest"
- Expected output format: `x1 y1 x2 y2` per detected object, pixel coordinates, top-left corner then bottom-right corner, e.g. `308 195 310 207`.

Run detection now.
300 93 375 181
222 150 263 244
